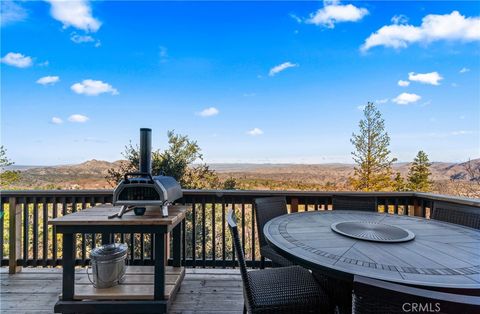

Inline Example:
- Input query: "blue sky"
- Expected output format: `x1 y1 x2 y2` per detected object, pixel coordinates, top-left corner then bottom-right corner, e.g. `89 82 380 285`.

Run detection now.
1 1 479 165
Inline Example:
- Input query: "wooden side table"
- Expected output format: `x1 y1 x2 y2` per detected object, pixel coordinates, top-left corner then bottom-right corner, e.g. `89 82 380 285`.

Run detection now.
49 204 187 313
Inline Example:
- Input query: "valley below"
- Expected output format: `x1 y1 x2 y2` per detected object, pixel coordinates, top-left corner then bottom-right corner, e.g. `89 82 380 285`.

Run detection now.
5 159 480 198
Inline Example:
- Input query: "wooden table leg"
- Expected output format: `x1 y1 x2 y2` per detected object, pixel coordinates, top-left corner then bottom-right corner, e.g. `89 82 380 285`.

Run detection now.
154 232 165 300
62 232 75 300
172 223 181 267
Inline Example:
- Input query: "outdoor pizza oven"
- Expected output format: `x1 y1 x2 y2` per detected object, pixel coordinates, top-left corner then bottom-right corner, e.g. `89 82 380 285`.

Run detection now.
111 128 183 218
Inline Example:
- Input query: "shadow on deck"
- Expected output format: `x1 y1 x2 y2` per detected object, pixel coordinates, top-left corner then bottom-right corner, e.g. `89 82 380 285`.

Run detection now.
0 268 244 314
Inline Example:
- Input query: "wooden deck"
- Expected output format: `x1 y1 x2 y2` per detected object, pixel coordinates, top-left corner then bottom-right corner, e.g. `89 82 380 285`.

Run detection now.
0 268 244 314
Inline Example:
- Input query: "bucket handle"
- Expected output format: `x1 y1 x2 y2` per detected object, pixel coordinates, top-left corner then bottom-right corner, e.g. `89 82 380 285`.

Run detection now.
86 264 96 287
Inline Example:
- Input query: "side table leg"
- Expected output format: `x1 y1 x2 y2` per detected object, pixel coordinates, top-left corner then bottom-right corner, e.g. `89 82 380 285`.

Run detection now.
62 233 75 300
154 232 165 300
172 223 181 267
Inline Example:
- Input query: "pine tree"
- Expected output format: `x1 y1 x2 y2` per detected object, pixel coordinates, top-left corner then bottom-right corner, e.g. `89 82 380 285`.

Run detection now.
393 172 406 191
350 102 397 191
407 150 433 192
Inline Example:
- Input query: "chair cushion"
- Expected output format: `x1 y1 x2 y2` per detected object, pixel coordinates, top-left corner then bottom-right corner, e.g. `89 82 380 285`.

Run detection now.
260 245 295 267
247 266 330 312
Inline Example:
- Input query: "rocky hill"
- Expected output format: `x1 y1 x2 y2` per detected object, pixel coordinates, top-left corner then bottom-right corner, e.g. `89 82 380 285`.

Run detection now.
12 159 127 189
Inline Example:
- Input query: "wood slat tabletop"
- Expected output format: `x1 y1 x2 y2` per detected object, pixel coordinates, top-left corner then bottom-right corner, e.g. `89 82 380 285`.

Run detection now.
264 211 480 289
49 204 187 226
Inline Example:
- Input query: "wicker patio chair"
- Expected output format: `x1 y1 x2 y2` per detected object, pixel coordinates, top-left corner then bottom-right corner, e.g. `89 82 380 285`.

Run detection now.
254 197 294 268
431 201 480 229
227 209 332 314
353 275 480 314
332 196 377 212
312 274 353 314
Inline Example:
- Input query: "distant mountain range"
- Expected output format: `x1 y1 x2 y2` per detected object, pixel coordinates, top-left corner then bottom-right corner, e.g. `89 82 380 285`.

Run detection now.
213 160 478 180
5 158 479 191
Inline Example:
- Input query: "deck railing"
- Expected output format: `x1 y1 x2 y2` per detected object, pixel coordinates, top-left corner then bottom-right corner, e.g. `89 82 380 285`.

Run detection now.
1 190 479 273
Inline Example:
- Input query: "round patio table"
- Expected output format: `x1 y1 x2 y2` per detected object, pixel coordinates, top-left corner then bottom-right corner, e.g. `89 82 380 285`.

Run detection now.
264 210 480 289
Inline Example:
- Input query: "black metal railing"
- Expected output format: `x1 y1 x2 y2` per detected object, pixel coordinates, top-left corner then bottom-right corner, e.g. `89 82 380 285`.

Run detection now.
1 190 479 271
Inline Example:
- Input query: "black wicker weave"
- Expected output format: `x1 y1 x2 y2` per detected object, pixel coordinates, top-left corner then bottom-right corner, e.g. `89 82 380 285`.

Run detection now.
352 275 480 314
332 196 377 212
227 209 331 314
312 272 353 314
431 201 480 229
254 197 294 268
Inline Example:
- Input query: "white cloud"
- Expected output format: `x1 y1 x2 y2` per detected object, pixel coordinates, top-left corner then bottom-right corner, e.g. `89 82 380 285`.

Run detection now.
269 62 298 76
1 52 32 68
392 92 421 105
290 14 302 24
46 0 101 32
68 114 89 123
71 79 118 96
361 11 480 52
306 0 368 28
398 80 410 87
1 1 27 26
247 128 264 136
451 130 473 136
375 98 389 104
357 105 366 111
70 33 100 47
197 107 219 117
36 76 60 85
408 71 443 85
361 24 422 52
38 60 49 67
391 14 408 25
51 117 63 124
70 33 93 43
459 67 470 73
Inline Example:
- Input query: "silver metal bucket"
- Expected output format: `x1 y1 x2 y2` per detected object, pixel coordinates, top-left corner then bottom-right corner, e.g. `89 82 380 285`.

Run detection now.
88 243 127 289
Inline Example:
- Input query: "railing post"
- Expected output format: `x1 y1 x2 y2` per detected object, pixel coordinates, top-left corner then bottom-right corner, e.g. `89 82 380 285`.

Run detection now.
290 197 299 213
9 197 22 274
413 198 422 217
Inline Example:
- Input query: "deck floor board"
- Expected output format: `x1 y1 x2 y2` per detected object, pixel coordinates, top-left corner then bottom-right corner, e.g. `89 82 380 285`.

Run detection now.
0 268 243 313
